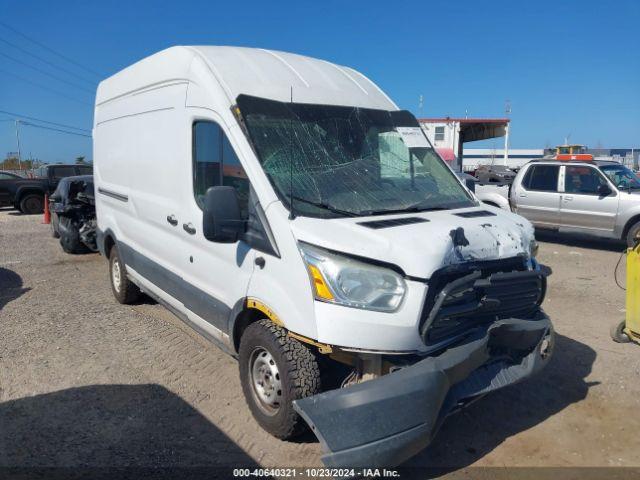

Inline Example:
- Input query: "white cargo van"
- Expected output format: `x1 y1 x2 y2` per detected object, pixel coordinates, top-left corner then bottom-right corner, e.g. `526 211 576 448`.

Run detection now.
94 46 554 467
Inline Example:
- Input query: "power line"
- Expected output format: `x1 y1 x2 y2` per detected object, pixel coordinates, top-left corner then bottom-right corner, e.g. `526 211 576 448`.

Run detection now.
0 21 104 79
0 36 97 86
0 109 91 132
0 68 93 106
0 51 96 94
20 121 92 138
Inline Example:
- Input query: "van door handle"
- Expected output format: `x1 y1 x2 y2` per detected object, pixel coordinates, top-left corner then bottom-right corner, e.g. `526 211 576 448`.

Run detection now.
519 193 527 197
183 222 196 235
166 215 178 226
564 195 573 202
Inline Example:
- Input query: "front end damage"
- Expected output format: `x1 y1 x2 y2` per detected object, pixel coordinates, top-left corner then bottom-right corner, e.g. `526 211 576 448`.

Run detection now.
294 263 554 468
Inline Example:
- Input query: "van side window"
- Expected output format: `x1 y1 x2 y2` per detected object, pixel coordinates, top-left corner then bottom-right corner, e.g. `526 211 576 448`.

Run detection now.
565 166 607 195
523 165 559 192
193 121 249 216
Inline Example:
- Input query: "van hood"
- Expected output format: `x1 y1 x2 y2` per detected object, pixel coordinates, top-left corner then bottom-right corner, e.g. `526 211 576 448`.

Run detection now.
290 207 535 279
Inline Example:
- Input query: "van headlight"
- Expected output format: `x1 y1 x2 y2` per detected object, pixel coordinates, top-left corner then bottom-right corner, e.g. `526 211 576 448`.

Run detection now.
298 242 406 312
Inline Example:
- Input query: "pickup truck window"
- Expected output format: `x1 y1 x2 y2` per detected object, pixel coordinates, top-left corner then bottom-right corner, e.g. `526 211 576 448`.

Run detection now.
522 165 559 192
192 120 249 216
0 173 19 180
600 164 640 190
565 166 608 195
52 166 76 180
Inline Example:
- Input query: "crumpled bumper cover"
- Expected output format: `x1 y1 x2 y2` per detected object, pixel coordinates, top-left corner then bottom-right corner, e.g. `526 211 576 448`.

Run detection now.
293 316 553 468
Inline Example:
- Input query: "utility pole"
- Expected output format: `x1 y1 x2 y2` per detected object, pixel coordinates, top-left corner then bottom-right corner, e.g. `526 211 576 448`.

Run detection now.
503 100 511 166
14 119 22 170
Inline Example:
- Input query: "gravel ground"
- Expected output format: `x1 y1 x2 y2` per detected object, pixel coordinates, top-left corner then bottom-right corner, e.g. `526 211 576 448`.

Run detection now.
1 208 639 478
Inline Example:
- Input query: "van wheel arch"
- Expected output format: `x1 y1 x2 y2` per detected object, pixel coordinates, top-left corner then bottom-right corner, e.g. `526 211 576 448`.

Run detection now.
232 307 265 353
103 233 116 259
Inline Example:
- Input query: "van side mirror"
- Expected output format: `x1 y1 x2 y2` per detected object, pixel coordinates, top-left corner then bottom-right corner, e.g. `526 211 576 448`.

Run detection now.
202 186 245 243
597 184 612 197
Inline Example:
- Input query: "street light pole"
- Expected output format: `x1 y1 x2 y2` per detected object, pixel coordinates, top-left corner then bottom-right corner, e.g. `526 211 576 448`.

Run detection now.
14 119 22 170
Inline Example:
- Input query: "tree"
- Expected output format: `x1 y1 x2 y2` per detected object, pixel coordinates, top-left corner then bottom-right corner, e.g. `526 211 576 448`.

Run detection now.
75 156 86 164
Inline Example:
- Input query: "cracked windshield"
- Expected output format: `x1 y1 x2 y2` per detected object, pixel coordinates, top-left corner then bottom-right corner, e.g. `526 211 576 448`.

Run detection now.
237 95 474 218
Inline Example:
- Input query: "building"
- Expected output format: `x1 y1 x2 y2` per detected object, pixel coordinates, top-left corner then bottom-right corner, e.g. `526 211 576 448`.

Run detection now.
419 117 639 172
462 148 544 171
419 117 511 171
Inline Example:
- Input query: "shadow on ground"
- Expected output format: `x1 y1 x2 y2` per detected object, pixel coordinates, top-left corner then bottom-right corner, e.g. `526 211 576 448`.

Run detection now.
0 384 259 478
536 229 625 252
0 267 30 311
404 333 597 473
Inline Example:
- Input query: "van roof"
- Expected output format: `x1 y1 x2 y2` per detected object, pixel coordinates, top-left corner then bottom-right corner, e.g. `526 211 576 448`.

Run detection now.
96 46 397 110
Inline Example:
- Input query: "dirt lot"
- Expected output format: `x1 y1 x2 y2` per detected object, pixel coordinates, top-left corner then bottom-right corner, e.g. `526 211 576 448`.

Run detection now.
1 208 640 477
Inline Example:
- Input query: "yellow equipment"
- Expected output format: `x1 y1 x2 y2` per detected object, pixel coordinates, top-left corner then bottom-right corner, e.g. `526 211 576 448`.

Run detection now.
612 240 640 344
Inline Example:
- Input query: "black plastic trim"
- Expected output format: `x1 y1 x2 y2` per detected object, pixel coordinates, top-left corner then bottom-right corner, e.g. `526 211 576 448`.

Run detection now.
454 209 497 218
97 188 128 202
358 217 429 229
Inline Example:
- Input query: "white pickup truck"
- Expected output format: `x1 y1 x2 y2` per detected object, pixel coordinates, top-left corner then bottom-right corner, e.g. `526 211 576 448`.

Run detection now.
475 160 640 247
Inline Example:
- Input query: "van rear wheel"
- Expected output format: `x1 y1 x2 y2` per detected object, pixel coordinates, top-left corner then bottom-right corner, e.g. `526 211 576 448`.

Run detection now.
239 319 321 439
109 245 141 304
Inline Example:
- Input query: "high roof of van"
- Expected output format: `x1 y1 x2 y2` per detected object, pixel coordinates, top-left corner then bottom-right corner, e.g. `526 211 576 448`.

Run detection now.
96 46 397 111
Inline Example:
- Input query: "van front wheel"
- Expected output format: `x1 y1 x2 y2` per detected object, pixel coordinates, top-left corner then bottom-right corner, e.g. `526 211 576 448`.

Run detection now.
239 319 321 439
109 245 141 304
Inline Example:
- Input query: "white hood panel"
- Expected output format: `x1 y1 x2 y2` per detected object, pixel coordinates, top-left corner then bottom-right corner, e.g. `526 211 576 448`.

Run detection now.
291 207 535 279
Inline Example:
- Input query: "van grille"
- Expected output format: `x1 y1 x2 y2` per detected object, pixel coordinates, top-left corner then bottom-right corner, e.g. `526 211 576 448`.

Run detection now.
419 258 548 345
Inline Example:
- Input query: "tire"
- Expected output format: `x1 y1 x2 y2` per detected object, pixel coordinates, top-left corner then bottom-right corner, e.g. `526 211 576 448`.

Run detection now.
19 193 44 214
625 220 640 249
239 319 321 439
611 320 631 343
58 217 86 253
108 245 141 304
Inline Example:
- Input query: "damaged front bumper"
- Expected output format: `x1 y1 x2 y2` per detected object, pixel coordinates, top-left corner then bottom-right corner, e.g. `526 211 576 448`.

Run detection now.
293 315 553 468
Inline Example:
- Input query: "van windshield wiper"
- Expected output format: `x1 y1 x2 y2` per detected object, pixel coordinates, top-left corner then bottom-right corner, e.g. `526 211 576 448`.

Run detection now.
289 195 358 217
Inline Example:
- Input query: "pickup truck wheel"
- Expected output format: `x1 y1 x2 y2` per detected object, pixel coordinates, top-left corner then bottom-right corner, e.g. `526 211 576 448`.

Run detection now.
19 194 44 214
109 245 141 304
626 221 640 249
239 319 321 439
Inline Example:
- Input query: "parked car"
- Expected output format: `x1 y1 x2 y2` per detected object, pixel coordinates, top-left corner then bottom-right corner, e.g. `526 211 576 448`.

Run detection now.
510 160 640 247
0 164 93 214
49 175 97 253
475 164 516 183
94 46 554 468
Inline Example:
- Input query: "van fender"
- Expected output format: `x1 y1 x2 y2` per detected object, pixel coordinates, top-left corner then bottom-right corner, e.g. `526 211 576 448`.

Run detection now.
230 297 332 354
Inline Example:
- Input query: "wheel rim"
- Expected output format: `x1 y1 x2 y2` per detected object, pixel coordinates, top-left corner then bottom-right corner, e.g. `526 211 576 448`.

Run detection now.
112 258 122 293
25 197 42 213
248 347 283 416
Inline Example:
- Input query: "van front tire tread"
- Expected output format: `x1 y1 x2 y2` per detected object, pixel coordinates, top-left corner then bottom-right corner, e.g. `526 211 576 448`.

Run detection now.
239 319 321 440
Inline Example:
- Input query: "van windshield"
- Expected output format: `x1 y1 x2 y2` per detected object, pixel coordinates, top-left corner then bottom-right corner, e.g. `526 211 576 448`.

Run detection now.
237 95 474 218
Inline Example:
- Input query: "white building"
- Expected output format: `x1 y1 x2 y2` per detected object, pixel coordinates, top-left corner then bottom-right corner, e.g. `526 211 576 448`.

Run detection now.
462 148 545 171
419 117 511 171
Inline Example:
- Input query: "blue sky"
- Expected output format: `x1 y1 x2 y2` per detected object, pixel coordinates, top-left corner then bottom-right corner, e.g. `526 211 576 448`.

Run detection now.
0 0 638 163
